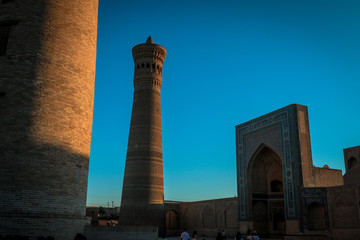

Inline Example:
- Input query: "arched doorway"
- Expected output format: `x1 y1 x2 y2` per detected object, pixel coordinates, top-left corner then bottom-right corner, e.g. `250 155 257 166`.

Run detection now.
247 144 286 235
165 210 179 236
348 157 358 169
166 210 179 229
306 202 325 230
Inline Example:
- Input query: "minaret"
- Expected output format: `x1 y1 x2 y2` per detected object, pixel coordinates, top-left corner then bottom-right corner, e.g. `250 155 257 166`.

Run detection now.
119 36 166 227
0 0 98 238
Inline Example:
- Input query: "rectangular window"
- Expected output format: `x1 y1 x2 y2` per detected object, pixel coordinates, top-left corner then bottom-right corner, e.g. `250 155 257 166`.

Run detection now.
0 24 11 56
76 165 82 183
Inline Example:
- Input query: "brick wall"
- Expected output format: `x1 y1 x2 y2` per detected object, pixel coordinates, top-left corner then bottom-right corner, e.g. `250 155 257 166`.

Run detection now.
84 226 158 240
0 0 98 238
0 216 90 240
164 198 238 237
313 167 344 187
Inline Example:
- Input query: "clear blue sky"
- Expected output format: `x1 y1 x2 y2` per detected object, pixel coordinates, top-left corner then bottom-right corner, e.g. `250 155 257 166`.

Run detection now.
86 0 360 207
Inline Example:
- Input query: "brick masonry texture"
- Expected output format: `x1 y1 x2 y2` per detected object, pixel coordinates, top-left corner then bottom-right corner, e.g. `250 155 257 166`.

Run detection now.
119 38 167 228
0 217 90 240
0 0 98 238
84 226 158 240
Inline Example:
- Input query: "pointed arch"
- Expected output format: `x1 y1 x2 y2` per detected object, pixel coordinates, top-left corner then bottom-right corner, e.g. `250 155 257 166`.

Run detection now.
247 143 282 173
202 205 215 228
247 143 286 235
225 202 238 228
247 143 283 194
215 209 225 228
184 206 195 229
166 209 179 229
348 157 358 169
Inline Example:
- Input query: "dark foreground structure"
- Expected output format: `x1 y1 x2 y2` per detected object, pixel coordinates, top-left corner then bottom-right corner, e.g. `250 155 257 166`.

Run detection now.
0 0 98 239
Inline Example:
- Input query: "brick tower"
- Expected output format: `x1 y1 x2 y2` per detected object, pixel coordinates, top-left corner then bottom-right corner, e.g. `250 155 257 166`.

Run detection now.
0 1 98 238
119 37 166 228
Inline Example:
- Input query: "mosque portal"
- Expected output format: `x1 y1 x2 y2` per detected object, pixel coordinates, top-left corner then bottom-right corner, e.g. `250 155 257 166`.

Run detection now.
235 104 314 235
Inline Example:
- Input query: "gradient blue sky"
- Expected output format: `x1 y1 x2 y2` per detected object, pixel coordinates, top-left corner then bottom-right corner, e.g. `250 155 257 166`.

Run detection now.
86 0 360 207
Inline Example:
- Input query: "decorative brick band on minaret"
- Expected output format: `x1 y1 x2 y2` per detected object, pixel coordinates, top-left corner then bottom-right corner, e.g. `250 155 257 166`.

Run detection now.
119 36 166 227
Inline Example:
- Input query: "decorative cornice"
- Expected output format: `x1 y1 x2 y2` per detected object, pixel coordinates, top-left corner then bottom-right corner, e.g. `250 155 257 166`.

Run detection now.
133 51 166 63
134 77 162 88
132 45 166 63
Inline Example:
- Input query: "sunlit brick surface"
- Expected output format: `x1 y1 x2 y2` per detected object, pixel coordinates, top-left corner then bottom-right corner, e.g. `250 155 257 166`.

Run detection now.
0 0 98 238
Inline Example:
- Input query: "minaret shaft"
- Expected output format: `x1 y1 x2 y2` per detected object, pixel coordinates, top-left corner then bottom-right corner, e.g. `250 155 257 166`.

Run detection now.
124 88 163 204
120 37 166 227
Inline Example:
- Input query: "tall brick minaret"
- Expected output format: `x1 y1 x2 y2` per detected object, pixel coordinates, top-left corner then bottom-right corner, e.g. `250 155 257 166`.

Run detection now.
119 37 166 228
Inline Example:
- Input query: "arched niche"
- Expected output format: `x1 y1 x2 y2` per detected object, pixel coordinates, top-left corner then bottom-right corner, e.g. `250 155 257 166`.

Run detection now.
184 206 195 229
202 205 215 228
248 144 283 194
215 210 225 228
348 157 358 169
166 210 179 229
271 180 283 192
307 202 325 230
247 144 286 235
225 203 238 228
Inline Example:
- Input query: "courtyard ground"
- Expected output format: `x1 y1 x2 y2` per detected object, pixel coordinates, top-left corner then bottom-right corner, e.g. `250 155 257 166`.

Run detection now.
162 237 282 240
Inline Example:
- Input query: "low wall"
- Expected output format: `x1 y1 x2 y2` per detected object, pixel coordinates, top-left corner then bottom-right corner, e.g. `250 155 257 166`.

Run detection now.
165 197 238 238
0 215 90 240
84 225 158 240
313 167 343 187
